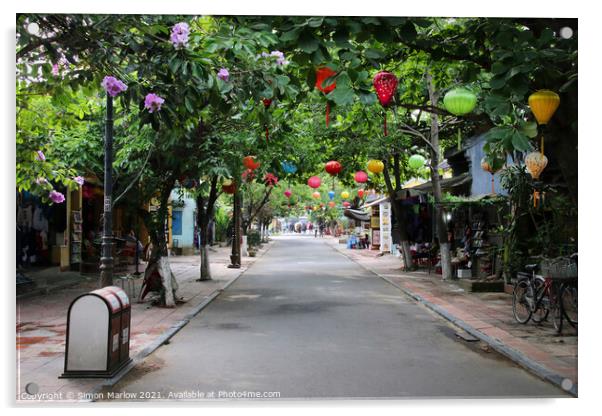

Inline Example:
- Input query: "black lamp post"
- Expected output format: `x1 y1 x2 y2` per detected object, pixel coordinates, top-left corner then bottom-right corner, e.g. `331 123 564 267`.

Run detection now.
100 94 114 287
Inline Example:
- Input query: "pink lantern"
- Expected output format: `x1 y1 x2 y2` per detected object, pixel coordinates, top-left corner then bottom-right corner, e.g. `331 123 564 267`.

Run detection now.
354 171 368 183
284 189 292 198
343 201 351 208
308 176 321 189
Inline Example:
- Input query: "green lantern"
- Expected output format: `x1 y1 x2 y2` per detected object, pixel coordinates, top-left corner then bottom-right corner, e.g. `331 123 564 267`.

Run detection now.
408 154 426 170
443 88 477 116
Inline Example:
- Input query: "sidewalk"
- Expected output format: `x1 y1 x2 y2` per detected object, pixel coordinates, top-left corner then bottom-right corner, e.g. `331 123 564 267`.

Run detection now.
16 243 271 402
325 237 578 396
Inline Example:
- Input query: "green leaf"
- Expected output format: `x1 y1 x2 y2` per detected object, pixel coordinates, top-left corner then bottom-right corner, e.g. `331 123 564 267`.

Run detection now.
329 86 355 106
280 28 301 42
364 48 385 60
298 32 320 53
306 17 324 28
511 130 532 152
359 92 377 105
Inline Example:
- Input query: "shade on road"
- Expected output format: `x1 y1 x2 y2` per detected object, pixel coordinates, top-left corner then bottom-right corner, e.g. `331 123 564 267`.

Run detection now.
106 235 566 400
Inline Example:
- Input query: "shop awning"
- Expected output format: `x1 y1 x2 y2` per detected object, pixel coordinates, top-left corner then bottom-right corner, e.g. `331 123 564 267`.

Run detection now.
362 196 390 208
405 172 472 194
343 208 371 222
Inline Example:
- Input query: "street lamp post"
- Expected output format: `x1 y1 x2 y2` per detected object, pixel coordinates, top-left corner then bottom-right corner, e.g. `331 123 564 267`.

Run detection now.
100 95 114 287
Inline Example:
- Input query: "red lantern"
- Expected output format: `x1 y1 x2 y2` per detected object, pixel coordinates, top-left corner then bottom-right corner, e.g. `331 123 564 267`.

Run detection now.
307 176 321 189
373 71 398 136
243 156 260 170
222 181 236 194
284 189 292 198
343 201 351 208
262 98 272 108
315 66 337 128
325 160 342 176
354 171 368 183
358 189 365 198
264 173 278 187
242 169 256 183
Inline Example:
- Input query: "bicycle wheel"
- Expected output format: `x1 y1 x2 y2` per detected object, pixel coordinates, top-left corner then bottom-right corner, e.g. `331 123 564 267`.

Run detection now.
512 280 532 324
561 284 578 326
531 277 549 324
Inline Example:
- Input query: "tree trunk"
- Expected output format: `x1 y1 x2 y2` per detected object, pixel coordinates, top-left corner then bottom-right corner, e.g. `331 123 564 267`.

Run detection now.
197 176 219 281
382 160 413 270
228 190 241 268
427 72 453 280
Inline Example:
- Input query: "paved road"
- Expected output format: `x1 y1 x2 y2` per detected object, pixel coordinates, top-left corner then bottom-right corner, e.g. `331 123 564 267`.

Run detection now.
106 235 565 400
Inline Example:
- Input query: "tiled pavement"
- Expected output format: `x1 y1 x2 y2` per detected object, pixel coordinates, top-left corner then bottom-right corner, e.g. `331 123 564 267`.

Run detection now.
325 237 577 394
16 243 270 403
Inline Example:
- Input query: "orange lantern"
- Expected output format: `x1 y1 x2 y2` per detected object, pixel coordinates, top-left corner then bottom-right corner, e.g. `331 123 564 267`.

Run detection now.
481 156 505 195
315 66 337 127
328 201 336 208
243 156 260 170
367 159 384 174
312 191 321 199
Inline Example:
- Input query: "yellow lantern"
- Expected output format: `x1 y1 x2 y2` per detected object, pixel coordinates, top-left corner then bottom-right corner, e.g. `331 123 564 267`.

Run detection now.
525 151 548 180
367 159 384 174
341 190 350 199
528 90 560 125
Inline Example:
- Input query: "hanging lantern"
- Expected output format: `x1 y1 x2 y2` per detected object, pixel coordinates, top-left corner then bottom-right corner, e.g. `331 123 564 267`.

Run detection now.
307 176 321 189
328 201 336 208
281 161 297 175
242 169 256 183
373 71 398 136
408 154 426 170
358 189 365 198
367 159 384 174
222 179 236 195
443 88 477 116
264 173 278 187
525 151 548 180
284 189 292 198
243 156 260 170
328 190 335 200
312 191 321 199
341 190 350 199
480 156 505 195
262 98 272 143
315 66 337 128
325 160 342 176
342 201 351 208
528 90 560 125
354 171 368 183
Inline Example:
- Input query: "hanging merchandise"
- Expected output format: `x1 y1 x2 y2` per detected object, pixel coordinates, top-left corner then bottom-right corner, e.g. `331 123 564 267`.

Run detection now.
367 159 384 174
312 191 321 199
328 190 335 200
408 154 426 170
528 90 560 156
373 71 398 136
354 170 368 183
243 156 260 170
342 201 351 208
480 156 505 195
525 151 548 208
281 161 297 174
284 189 292 198
222 179 236 195
443 88 477 116
328 201 336 208
315 66 337 127
358 189 365 198
262 98 272 142
307 176 321 189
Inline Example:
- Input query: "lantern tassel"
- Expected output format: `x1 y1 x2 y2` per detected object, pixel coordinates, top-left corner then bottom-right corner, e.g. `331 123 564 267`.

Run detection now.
384 111 387 136
326 102 330 128
540 134 544 155
491 175 495 195
265 126 269 143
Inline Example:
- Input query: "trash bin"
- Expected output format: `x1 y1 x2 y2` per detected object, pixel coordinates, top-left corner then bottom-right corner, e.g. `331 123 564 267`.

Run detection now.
61 286 132 378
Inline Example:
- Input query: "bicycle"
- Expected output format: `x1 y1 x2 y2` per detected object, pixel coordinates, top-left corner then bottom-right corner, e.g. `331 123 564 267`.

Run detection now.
512 264 554 325
549 254 578 333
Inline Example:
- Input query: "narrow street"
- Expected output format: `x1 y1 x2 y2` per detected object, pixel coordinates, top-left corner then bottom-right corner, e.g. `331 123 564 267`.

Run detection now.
105 235 566 399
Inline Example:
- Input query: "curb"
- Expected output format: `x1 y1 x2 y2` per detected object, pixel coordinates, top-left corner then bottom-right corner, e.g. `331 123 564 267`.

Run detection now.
86 243 274 398
327 240 578 397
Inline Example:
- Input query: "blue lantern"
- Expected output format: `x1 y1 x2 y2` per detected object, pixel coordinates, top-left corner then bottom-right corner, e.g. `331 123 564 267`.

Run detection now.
328 190 335 200
281 161 297 175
